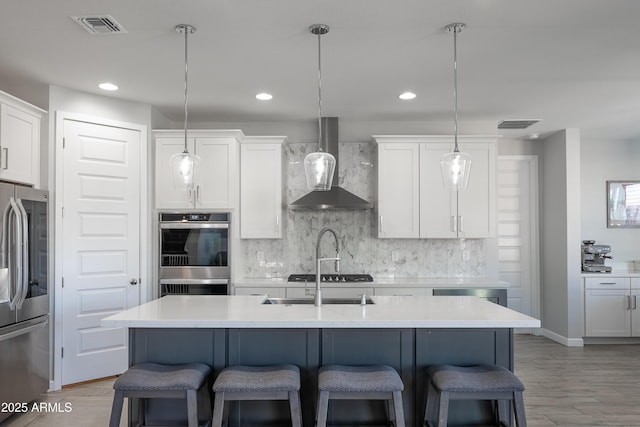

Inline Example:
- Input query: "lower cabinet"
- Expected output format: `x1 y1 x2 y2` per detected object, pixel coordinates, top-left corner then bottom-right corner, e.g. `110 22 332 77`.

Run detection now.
584 277 640 337
287 287 374 299
233 286 285 298
374 287 432 296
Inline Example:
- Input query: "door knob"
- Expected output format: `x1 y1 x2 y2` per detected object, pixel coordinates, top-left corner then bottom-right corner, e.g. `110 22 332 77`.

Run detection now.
129 278 139 285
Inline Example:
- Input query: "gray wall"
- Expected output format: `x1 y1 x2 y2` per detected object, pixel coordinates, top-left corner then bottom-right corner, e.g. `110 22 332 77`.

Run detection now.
539 129 582 342
580 138 640 265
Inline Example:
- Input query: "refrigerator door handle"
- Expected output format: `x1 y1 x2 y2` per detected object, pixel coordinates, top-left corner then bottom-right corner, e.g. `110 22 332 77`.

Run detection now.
16 198 29 309
0 316 48 343
3 199 19 310
8 197 24 310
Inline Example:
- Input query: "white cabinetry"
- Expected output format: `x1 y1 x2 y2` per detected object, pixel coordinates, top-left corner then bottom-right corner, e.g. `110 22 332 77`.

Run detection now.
154 130 240 209
584 277 640 337
287 287 374 299
240 137 285 238
0 90 45 186
377 143 419 238
374 135 497 238
233 287 286 298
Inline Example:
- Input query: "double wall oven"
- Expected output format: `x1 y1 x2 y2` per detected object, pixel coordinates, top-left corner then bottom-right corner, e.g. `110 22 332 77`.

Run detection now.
159 212 229 296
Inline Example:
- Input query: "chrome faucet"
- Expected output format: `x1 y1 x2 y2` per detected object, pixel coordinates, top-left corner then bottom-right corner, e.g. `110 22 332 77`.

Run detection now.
315 227 340 307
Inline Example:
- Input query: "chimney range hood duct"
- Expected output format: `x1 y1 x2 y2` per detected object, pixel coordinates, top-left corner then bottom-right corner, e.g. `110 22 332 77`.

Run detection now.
289 118 373 210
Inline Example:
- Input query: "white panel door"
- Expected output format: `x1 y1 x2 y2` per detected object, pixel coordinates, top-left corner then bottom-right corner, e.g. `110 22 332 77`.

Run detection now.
195 137 235 209
240 142 282 238
377 143 420 238
155 136 195 209
61 119 141 385
457 144 494 238
419 143 456 238
497 156 540 331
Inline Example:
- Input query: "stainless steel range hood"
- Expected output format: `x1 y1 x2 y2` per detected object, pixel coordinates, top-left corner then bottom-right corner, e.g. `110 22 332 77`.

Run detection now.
289 117 373 210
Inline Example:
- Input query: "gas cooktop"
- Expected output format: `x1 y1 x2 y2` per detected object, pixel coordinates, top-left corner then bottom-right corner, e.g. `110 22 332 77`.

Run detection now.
287 274 374 283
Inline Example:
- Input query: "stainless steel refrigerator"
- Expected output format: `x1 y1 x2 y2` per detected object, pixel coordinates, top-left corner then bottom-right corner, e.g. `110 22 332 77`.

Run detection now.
0 183 49 423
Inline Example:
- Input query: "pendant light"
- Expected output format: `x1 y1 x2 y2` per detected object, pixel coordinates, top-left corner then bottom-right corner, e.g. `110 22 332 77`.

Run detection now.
440 23 472 191
303 24 336 191
170 24 201 190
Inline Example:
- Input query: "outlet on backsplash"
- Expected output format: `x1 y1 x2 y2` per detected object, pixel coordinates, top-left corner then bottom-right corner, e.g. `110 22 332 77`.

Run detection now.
392 250 399 262
257 251 265 262
462 250 470 261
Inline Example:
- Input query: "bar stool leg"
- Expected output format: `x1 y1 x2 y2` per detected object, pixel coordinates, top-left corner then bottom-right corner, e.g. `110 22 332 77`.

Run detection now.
211 391 225 427
392 390 405 427
436 391 450 427
513 391 527 427
289 391 302 427
424 380 437 427
316 390 329 427
186 389 198 427
108 390 125 427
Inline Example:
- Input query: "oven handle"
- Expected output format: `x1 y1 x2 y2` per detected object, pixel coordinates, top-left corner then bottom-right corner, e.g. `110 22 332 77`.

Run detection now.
160 222 229 230
159 278 229 285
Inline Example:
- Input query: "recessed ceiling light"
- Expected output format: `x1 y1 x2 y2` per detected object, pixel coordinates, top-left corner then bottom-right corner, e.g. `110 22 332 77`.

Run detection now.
399 92 416 100
256 92 273 101
99 82 118 91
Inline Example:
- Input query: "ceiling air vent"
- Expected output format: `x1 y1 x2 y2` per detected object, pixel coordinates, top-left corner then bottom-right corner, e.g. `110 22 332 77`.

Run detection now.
71 15 127 34
497 119 541 130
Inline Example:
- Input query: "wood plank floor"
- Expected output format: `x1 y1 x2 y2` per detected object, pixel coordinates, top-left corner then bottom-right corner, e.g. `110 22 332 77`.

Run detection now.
515 334 640 426
4 334 640 426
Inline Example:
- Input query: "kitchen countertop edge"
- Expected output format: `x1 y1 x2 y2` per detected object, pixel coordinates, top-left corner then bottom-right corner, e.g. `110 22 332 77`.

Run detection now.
101 295 540 329
234 277 510 288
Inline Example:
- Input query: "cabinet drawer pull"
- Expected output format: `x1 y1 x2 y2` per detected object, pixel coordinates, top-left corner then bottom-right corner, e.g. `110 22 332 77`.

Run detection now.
627 295 632 310
634 295 638 310
450 216 456 232
379 215 384 233
599 282 617 285
275 215 280 233
459 215 464 233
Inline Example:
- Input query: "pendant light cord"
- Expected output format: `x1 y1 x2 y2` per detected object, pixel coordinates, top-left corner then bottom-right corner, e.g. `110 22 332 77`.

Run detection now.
316 29 323 153
183 25 190 154
452 24 460 153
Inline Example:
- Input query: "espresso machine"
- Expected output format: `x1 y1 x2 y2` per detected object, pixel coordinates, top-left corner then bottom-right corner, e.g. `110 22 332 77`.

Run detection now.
581 240 612 272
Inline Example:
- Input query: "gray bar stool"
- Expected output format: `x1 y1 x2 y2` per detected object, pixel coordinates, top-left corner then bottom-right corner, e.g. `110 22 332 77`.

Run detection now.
424 364 527 427
109 362 211 427
211 364 302 427
316 364 405 427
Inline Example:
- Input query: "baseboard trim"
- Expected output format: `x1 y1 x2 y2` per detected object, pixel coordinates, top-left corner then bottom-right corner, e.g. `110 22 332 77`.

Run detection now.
542 328 584 347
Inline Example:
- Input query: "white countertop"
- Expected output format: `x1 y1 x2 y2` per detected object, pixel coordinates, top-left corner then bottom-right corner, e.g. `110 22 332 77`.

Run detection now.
235 277 510 288
101 295 540 329
581 271 640 278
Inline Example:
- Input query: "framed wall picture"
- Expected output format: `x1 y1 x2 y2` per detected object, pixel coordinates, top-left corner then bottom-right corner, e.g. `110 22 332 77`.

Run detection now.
607 180 640 228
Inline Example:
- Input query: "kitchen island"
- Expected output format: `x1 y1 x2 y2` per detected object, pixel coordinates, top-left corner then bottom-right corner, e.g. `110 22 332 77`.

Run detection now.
102 295 539 427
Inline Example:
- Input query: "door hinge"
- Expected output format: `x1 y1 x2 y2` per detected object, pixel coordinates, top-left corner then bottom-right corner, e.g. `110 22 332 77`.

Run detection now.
61 277 64 288
63 137 66 149
61 347 64 358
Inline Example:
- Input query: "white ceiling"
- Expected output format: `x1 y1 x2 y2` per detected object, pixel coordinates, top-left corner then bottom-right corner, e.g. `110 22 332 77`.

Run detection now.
1 0 640 140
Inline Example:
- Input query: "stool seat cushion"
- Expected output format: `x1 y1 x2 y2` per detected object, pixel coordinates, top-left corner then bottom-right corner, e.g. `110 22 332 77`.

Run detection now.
427 364 524 393
213 364 300 392
113 363 211 392
318 365 404 392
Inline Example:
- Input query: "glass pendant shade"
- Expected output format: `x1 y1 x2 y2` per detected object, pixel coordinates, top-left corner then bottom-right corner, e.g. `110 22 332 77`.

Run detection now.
170 150 201 190
440 150 472 191
304 151 336 191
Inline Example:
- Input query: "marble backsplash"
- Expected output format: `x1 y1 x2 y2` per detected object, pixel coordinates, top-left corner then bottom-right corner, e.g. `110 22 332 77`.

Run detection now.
240 141 486 278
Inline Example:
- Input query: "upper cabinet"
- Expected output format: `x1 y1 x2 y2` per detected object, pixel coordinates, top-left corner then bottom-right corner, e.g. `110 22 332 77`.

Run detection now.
154 130 241 209
374 135 498 239
0 90 45 186
239 136 286 239
377 143 420 238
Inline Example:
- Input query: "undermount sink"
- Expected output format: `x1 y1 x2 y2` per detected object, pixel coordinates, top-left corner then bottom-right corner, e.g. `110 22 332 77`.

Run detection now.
262 297 374 305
